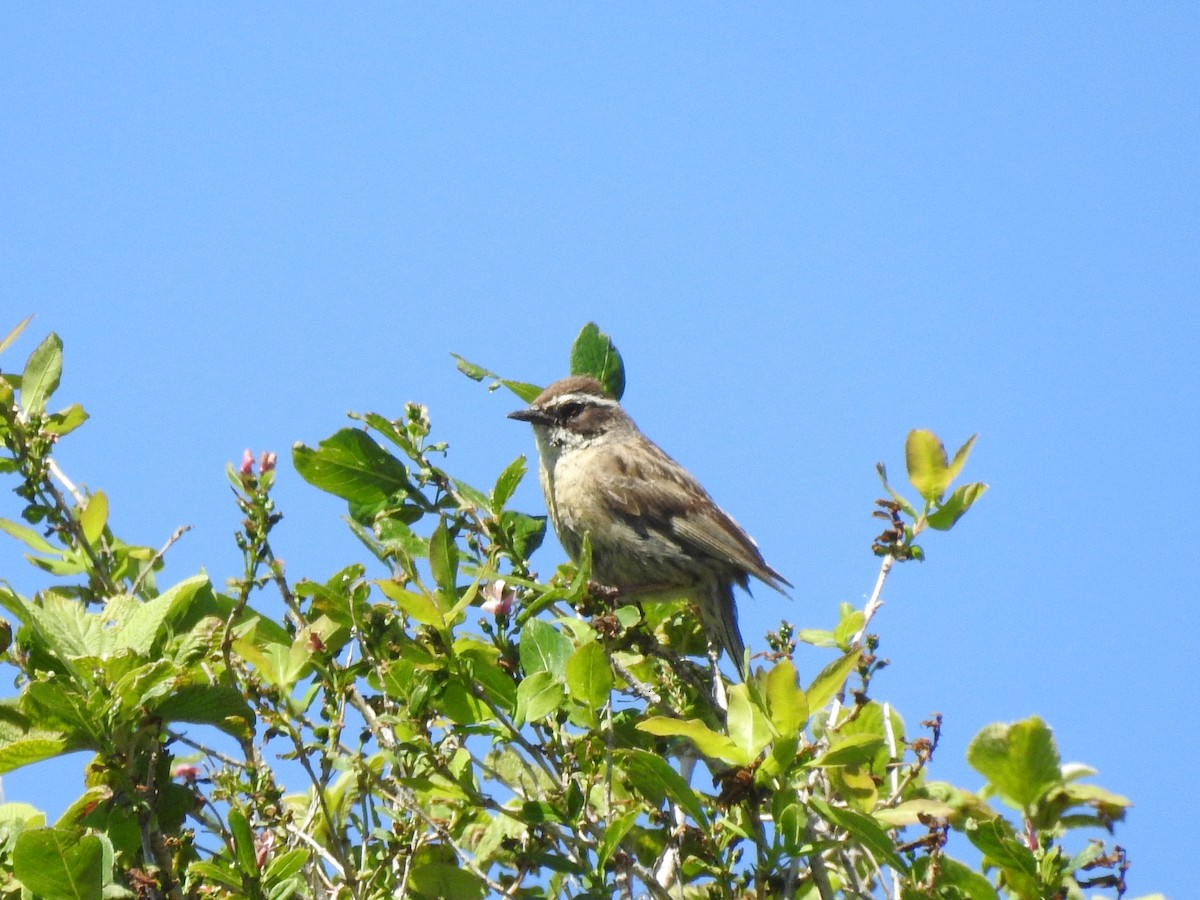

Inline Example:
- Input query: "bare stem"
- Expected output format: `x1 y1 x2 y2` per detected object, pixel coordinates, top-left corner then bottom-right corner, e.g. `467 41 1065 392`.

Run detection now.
853 552 895 646
132 525 192 594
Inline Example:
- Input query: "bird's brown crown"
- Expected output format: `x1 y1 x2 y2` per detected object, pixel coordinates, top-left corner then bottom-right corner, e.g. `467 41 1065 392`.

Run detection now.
510 376 627 437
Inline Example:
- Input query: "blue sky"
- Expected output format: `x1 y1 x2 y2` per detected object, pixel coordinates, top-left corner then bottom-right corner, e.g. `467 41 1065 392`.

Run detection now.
2 6 1196 895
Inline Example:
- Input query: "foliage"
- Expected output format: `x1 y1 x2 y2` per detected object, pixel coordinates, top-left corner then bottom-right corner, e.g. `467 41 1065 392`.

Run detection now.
0 317 1147 899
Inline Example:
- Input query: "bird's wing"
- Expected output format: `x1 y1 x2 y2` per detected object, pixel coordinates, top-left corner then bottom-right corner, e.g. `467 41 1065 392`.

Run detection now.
595 441 791 594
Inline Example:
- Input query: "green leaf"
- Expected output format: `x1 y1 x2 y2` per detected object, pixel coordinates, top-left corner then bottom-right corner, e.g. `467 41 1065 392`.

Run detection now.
832 606 865 648
518 618 572 678
596 808 639 870
873 798 957 827
515 671 565 724
569 322 625 400
805 649 861 711
913 855 1000 900
795 628 837 648
44 403 89 437
497 510 546 559
24 593 113 658
0 727 71 774
947 433 979 483
13 827 104 900
452 478 492 515
764 659 809 735
810 733 886 768
726 683 772 759
926 481 989 531
614 749 708 826
227 807 258 877
292 429 412 508
409 863 487 900
263 848 308 885
809 798 907 872
964 817 1037 876
0 316 34 357
906 429 952 503
452 355 489 380
637 717 746 766
450 353 543 402
376 581 445 628
428 518 459 596
565 641 612 711
116 574 212 656
967 716 1061 809
153 684 255 739
20 333 63 417
0 518 60 555
77 492 107 546
491 456 528 510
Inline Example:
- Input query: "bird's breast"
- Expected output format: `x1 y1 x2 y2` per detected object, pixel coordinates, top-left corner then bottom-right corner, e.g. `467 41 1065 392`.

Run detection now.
539 444 704 589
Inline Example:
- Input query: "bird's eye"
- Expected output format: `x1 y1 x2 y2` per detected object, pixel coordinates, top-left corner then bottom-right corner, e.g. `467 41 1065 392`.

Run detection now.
559 401 584 420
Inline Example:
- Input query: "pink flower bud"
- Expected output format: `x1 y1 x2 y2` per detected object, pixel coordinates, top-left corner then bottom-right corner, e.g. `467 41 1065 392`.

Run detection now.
173 764 201 782
239 449 255 476
259 451 277 473
481 579 515 617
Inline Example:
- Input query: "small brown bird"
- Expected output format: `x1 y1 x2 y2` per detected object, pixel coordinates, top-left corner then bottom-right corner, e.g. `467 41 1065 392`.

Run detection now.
509 375 790 676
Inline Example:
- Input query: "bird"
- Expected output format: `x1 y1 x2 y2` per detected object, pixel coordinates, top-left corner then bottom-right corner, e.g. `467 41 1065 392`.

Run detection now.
508 375 790 677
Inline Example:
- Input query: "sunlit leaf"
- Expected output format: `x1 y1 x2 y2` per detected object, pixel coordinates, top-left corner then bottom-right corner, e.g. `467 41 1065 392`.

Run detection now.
967 716 1061 809
809 733 886 769
292 429 412 508
964 817 1037 876
43 403 89 437
726 683 772 759
805 649 861 711
906 429 952 503
450 353 543 402
0 518 60 555
78 492 107 547
19 333 63 417
565 641 611 711
377 581 444 628
0 316 33 356
569 322 626 400
428 518 459 596
13 827 104 900
518 619 572 678
515 671 564 724
926 481 989 531
491 455 527 510
947 433 979 482
637 717 746 766
0 728 71 774
764 659 809 735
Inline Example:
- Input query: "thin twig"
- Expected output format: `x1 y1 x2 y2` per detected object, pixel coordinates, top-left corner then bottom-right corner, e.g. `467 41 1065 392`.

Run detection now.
882 702 900 797
654 751 696 895
132 525 191 594
853 553 895 646
165 727 242 768
829 552 896 729
46 458 119 596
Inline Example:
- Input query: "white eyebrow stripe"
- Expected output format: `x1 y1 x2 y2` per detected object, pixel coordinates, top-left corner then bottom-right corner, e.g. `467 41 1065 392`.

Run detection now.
549 392 619 409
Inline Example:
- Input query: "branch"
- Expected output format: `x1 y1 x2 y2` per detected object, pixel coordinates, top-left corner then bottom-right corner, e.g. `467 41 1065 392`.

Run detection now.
853 552 895 646
132 525 191 595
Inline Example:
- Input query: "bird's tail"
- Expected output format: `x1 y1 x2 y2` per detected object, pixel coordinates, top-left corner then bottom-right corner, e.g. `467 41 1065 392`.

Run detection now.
697 580 746 679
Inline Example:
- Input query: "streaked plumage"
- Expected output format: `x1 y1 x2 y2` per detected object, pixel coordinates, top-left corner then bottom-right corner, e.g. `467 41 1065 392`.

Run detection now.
508 375 789 676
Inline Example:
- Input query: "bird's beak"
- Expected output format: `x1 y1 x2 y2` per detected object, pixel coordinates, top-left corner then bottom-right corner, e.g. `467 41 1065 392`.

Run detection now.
507 406 549 425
